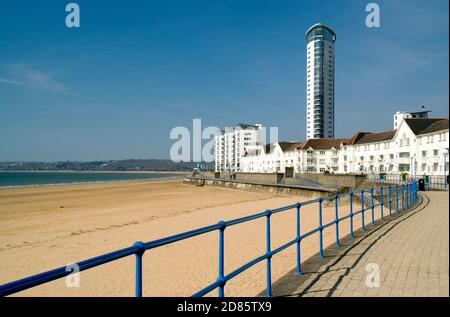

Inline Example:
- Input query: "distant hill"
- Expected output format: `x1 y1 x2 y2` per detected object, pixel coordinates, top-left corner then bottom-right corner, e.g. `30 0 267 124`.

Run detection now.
0 159 210 172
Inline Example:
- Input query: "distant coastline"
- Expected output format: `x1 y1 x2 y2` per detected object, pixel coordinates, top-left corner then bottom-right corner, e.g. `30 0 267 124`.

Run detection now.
0 159 203 173
0 170 189 188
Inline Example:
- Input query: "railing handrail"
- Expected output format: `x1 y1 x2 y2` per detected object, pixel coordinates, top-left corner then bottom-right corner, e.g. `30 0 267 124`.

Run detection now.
0 180 419 297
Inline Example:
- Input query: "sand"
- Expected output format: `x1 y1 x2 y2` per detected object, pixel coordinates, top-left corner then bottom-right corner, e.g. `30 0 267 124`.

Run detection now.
0 179 371 297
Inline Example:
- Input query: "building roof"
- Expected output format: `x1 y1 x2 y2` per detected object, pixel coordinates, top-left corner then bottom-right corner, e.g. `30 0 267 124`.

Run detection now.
349 130 396 145
305 23 336 38
403 118 448 135
264 141 306 154
420 119 449 134
302 138 349 150
235 123 259 130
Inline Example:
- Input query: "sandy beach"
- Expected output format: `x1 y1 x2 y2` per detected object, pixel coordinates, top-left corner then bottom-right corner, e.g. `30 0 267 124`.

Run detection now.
0 179 369 297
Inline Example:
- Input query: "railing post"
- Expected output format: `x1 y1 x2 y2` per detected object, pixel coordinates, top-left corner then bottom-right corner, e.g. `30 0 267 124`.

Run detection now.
334 194 340 247
133 241 145 298
370 187 375 225
349 192 354 238
401 184 405 211
406 183 409 209
318 198 324 257
265 210 272 297
415 180 418 203
396 184 399 214
380 186 384 220
217 221 226 297
409 183 412 207
295 203 302 275
388 185 392 216
361 190 365 232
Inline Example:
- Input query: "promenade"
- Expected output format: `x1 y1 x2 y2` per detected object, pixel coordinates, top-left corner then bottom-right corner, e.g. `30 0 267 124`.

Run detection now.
266 191 449 297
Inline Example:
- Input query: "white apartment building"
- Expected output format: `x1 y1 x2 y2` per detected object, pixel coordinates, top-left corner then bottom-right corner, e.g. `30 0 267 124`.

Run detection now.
214 123 263 173
240 139 347 175
237 117 449 177
241 142 304 174
340 118 449 176
306 23 336 140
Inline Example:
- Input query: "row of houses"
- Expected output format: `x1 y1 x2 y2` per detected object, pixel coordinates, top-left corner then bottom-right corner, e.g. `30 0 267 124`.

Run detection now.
215 115 449 177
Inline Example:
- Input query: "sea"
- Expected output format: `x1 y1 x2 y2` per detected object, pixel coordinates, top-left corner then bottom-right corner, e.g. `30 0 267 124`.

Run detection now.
0 171 187 187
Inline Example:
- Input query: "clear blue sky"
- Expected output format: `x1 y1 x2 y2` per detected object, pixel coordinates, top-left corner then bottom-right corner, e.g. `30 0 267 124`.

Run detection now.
0 0 448 161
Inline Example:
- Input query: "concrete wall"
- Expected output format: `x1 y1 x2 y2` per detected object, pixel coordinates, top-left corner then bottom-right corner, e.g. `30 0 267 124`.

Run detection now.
297 174 366 188
183 177 333 200
233 172 284 184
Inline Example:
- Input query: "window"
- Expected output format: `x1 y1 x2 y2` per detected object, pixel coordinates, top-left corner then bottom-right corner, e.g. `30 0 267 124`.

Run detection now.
433 150 438 156
422 151 427 157
319 151 325 155
433 163 438 172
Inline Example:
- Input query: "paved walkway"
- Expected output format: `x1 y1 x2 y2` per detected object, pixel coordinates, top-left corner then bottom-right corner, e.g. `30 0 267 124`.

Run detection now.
268 191 449 297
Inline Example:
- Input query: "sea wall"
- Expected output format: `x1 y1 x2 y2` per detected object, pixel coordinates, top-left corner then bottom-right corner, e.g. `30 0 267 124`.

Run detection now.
183 177 334 200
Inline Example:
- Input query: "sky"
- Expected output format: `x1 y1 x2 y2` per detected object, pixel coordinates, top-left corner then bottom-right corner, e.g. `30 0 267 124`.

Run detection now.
0 0 448 161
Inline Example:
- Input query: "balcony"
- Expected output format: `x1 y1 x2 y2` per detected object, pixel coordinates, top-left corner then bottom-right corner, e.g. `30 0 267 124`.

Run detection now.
397 157 412 164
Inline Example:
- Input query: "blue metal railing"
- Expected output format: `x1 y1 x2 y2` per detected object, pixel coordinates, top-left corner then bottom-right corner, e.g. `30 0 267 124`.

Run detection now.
0 180 419 297
370 174 447 191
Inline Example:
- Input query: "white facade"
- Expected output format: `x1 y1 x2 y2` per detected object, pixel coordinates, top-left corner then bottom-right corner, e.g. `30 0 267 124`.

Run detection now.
238 117 449 177
214 123 263 173
306 23 336 140
339 118 449 176
241 140 345 175
241 142 302 174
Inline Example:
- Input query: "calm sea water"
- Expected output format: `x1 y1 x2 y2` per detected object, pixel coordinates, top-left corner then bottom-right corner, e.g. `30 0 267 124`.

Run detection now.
0 171 186 187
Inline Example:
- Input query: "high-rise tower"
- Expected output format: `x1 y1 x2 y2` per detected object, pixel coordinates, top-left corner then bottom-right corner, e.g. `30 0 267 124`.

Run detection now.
305 23 336 139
